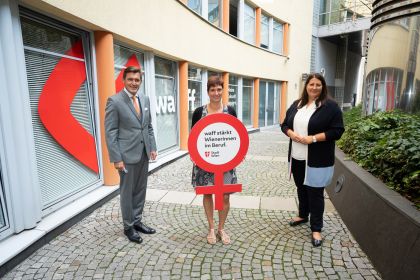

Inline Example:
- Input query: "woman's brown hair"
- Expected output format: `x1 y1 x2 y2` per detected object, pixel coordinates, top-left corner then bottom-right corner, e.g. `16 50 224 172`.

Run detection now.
207 75 224 92
298 73 329 108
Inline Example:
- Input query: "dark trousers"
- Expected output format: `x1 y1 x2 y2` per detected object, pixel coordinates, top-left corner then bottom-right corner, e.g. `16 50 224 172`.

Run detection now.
291 158 325 232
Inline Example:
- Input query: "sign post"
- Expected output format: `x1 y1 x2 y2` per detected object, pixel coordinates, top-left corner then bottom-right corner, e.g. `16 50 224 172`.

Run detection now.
188 113 249 210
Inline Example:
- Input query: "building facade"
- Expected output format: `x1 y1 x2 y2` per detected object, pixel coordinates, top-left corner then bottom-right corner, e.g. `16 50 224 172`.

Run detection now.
363 0 420 115
0 0 312 244
311 0 373 109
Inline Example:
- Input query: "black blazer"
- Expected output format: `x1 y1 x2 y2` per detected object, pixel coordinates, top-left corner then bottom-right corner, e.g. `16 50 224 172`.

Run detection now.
281 99 344 167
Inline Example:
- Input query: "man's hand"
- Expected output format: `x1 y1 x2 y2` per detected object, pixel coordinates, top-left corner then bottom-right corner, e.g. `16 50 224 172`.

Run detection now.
150 151 157 161
114 161 125 171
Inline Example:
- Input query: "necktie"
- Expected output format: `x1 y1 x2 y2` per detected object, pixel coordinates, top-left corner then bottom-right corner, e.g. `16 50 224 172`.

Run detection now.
131 95 140 116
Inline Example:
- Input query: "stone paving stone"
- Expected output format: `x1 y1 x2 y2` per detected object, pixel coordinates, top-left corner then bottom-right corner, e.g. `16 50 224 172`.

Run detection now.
4 127 382 279
261 197 298 211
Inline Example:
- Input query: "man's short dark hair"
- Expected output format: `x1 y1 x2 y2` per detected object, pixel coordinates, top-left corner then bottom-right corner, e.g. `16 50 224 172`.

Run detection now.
123 66 142 80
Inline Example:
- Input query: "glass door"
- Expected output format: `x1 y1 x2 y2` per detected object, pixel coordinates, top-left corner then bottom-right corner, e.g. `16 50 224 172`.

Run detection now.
267 82 275 125
259 81 267 127
259 81 279 127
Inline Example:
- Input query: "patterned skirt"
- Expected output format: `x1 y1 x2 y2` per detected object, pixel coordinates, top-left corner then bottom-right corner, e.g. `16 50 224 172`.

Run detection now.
191 165 237 187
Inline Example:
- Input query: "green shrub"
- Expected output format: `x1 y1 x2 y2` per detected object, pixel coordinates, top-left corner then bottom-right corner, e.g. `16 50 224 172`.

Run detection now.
337 107 420 209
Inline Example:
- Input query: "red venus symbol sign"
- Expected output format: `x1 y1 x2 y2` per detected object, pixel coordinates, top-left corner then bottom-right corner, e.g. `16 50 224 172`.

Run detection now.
188 113 249 210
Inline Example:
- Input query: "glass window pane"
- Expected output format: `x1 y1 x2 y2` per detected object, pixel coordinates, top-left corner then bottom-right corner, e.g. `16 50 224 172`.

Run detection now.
244 3 255 44
261 14 269 49
243 78 253 87
188 66 202 130
188 0 202 14
267 82 275 125
188 66 202 81
21 16 78 55
273 21 283 53
320 0 331 13
259 81 266 127
242 78 253 126
21 16 99 208
154 57 178 152
228 75 238 111
208 0 220 27
113 45 146 96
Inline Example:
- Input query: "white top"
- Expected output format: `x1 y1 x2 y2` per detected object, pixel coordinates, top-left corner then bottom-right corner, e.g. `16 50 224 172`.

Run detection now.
291 102 316 160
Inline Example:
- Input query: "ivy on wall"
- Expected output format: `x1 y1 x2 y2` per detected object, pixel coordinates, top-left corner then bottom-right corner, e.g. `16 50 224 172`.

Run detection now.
337 105 420 209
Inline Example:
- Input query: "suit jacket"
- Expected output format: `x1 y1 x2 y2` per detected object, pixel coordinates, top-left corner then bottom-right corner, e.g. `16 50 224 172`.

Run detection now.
105 90 157 164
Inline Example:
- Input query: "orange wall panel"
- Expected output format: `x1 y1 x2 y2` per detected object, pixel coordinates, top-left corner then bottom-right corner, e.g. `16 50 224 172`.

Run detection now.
284 23 289 56
222 72 229 105
223 0 229 32
94 31 119 185
179 61 189 150
256 7 261 47
280 81 288 123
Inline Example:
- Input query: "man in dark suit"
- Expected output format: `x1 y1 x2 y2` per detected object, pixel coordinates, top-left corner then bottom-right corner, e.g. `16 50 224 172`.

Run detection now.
105 66 157 243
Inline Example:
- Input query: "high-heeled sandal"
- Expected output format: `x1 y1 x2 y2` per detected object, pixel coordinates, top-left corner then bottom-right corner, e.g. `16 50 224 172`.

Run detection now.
207 229 217 245
218 229 231 245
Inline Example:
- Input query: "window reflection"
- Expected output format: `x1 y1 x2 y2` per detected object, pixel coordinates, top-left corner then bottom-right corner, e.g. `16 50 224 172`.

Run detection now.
242 79 253 126
188 67 202 130
208 0 221 27
228 75 238 111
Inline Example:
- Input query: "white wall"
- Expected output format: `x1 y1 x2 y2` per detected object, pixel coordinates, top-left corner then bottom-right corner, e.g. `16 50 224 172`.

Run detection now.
20 0 313 106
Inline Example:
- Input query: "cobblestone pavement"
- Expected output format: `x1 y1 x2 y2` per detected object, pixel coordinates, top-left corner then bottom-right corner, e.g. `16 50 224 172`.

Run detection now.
4 127 382 279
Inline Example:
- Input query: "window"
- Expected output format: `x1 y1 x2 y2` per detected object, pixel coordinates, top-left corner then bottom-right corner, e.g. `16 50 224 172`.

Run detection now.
319 0 348 25
260 14 269 49
113 44 145 95
154 57 178 152
259 80 279 127
188 66 203 130
188 0 202 14
228 75 238 111
273 20 284 53
208 0 221 27
229 0 238 36
242 78 253 126
21 15 99 209
244 3 255 44
364 68 403 115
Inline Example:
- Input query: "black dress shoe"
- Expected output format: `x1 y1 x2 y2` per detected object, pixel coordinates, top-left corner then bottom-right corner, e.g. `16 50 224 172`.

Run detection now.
124 228 143 243
289 218 308 226
311 234 323 247
134 222 156 234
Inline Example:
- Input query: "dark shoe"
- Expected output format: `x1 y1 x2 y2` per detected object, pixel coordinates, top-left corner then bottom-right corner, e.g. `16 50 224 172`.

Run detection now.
134 222 156 234
289 217 308 226
124 228 143 244
311 233 323 247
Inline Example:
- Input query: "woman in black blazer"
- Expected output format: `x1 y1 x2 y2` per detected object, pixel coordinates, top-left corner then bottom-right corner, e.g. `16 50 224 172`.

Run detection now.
281 73 344 247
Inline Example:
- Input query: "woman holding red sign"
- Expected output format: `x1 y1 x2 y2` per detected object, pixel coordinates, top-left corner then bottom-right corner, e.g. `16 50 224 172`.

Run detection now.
191 75 237 245
281 73 344 247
